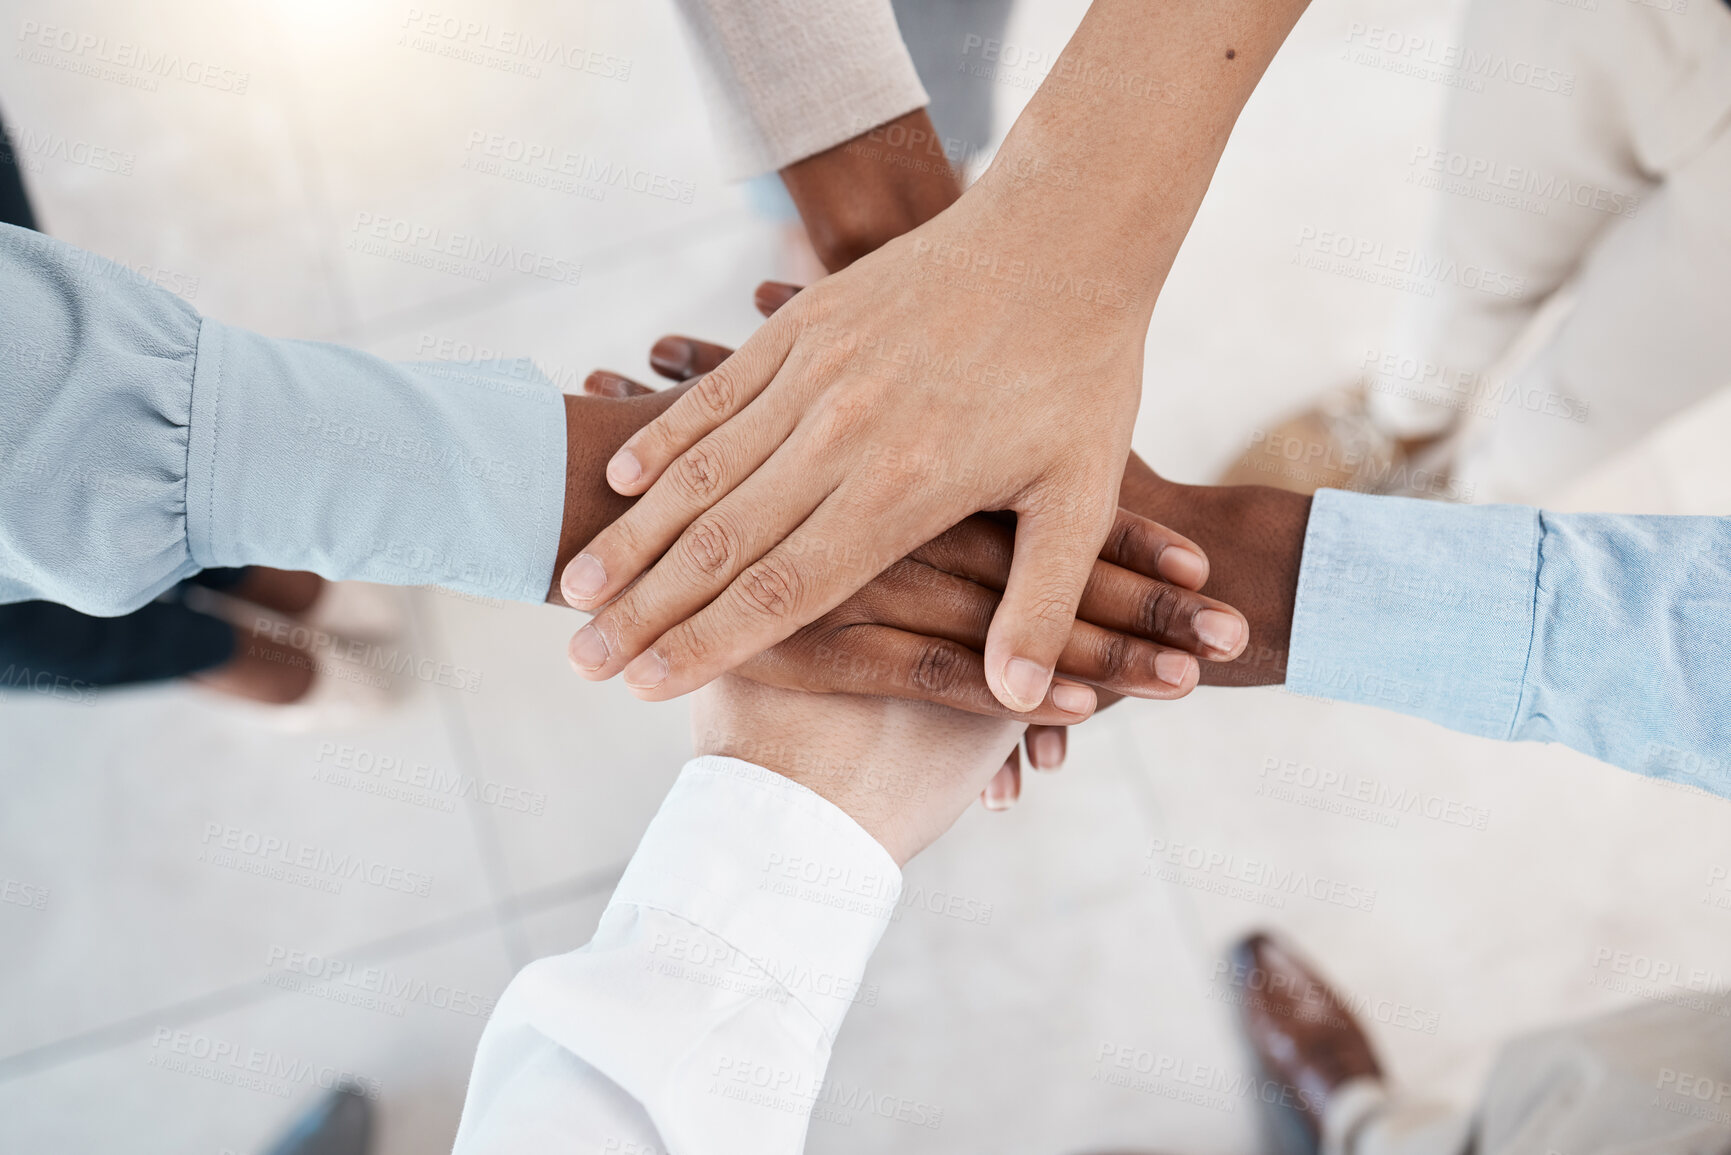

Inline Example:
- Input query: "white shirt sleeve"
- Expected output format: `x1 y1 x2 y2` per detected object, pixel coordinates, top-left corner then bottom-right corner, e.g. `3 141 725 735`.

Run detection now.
669 0 929 178
452 755 902 1155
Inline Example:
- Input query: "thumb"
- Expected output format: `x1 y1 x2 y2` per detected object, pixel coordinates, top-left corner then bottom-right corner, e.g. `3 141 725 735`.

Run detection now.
983 489 1117 713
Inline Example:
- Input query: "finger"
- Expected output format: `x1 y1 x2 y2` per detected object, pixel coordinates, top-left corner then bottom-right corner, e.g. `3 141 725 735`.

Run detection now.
573 463 836 682
621 482 955 699
981 747 1020 811
861 559 1203 698
1100 508 1211 590
562 394 807 611
912 518 1247 661
740 623 1098 726
983 490 1118 713
648 336 736 383
754 281 804 317
1026 726 1066 771
584 370 655 399
606 306 801 496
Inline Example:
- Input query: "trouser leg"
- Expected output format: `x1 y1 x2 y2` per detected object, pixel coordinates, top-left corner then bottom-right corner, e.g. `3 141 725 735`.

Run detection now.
1461 115 1731 502
1365 0 1718 441
1322 1077 1473 1155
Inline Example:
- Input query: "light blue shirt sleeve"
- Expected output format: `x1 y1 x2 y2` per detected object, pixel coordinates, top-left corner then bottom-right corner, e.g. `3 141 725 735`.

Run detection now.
1288 489 1731 795
0 223 567 616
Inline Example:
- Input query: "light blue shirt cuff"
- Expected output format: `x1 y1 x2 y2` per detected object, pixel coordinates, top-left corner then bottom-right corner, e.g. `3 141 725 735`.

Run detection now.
187 319 566 605
1287 490 1541 740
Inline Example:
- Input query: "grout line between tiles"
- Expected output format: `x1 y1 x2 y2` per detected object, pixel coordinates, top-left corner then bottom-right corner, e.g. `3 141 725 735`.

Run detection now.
344 203 761 348
402 591 532 971
0 862 624 1085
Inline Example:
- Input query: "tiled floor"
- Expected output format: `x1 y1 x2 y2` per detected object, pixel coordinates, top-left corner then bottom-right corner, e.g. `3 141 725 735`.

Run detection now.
3 1 1729 1153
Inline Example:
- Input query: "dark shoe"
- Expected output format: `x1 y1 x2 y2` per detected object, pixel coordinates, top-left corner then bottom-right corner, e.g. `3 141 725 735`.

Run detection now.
266 1084 373 1155
1225 933 1382 1147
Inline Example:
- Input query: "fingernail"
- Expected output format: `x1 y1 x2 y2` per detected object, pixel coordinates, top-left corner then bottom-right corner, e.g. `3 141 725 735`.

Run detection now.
983 773 1018 811
1001 657 1051 712
1050 682 1095 716
562 553 607 604
1031 728 1066 769
649 337 693 378
1158 547 1208 588
1155 651 1196 686
607 449 643 490
569 624 609 672
584 371 629 398
1194 609 1245 656
755 282 800 314
623 649 669 690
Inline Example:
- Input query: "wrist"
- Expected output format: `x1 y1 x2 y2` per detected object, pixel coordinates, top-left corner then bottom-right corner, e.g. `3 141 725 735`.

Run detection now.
1116 458 1311 686
780 109 962 272
548 391 681 603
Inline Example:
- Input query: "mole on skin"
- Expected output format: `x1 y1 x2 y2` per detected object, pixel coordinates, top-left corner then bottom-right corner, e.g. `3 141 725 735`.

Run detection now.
1226 48 1237 59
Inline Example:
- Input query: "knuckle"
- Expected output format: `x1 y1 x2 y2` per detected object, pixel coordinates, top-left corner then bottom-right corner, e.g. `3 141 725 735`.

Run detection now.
736 554 805 620
1025 588 1080 630
1093 631 1132 680
672 441 729 503
810 391 878 446
677 514 740 578
1134 583 1184 641
908 641 969 698
692 367 738 420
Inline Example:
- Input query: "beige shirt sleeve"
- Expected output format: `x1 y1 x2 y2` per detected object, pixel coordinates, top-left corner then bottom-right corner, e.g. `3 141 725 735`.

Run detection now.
671 0 929 178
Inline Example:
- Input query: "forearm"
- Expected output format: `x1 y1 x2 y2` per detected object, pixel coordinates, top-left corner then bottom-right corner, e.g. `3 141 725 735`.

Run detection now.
779 108 962 272
455 757 896 1154
0 224 567 614
966 0 1311 316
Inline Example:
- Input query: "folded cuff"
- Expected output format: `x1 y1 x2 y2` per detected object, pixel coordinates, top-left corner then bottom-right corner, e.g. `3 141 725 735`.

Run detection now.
186 318 566 604
1287 490 1541 740
611 756 901 1039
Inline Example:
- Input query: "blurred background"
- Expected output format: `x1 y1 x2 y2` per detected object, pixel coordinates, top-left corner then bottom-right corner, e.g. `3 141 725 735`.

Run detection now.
2 0 1729 1151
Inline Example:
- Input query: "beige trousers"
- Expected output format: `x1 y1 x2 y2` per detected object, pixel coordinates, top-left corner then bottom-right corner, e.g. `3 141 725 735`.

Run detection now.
1324 996 1731 1155
1364 0 1731 503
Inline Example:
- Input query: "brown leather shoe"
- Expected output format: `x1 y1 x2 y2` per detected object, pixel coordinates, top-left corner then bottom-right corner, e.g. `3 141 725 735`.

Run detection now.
1225 932 1383 1144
